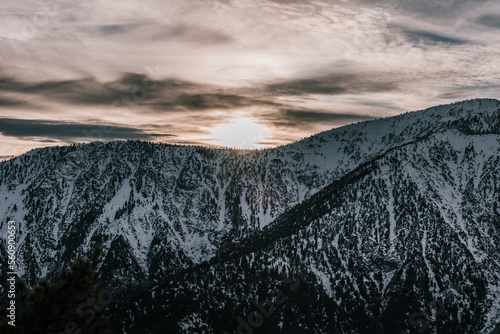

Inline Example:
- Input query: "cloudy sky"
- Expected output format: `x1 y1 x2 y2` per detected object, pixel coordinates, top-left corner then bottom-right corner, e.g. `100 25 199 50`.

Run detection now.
0 0 499 158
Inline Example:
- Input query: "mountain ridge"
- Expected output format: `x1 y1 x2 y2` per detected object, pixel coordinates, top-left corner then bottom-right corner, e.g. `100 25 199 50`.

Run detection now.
1 98 499 333
110 102 499 333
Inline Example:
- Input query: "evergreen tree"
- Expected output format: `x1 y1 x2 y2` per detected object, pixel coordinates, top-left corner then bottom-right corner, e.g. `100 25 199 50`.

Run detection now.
0 247 112 333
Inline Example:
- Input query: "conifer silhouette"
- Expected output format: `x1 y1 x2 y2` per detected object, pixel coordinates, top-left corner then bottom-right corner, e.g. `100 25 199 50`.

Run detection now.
1 247 112 333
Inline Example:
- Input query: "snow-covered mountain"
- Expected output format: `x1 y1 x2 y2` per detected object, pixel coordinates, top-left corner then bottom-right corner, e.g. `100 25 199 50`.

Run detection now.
1 98 499 333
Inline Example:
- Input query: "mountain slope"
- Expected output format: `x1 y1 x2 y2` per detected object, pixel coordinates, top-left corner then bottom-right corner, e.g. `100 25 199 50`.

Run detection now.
0 98 499 333
108 107 500 333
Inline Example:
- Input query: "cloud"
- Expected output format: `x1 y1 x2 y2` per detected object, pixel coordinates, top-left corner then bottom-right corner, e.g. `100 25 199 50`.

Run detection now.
264 74 400 96
366 0 490 19
475 14 500 29
255 107 376 133
151 23 234 44
168 93 276 110
97 24 141 35
279 109 375 124
404 30 468 45
0 0 498 157
0 95 27 107
0 76 119 106
0 73 174 108
0 118 174 141
0 72 280 112
265 78 346 96
435 92 470 100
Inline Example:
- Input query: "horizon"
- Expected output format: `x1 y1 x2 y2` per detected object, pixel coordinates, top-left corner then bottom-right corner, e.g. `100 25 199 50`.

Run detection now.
1 97 494 160
1 0 500 158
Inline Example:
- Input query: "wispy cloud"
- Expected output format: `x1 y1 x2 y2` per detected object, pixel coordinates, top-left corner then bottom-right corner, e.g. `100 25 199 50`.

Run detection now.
0 0 499 156
475 14 500 29
0 96 28 107
403 30 468 45
0 118 174 141
264 74 400 96
275 109 375 126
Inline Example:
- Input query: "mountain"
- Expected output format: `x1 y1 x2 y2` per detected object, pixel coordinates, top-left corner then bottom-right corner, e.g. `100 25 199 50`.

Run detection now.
1 98 499 333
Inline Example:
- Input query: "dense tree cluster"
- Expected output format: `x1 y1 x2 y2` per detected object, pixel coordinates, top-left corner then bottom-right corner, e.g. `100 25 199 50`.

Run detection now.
0 248 112 334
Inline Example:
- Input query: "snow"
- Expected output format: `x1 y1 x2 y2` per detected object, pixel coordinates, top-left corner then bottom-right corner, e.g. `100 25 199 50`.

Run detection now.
1 99 499 331
310 263 333 297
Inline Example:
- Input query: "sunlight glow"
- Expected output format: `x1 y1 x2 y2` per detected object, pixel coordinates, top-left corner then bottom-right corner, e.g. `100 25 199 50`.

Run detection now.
210 117 269 149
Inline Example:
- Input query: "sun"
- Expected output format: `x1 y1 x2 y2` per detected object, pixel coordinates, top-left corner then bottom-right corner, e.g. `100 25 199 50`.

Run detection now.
211 117 269 149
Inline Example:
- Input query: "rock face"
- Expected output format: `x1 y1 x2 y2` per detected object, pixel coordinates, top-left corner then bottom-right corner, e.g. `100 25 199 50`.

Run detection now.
1 99 499 333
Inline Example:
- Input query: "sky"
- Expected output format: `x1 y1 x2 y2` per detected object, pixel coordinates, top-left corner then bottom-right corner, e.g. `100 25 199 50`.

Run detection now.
0 0 499 158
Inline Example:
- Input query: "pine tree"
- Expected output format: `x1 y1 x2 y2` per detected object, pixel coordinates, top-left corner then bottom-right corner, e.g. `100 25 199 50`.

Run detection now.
0 247 113 333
